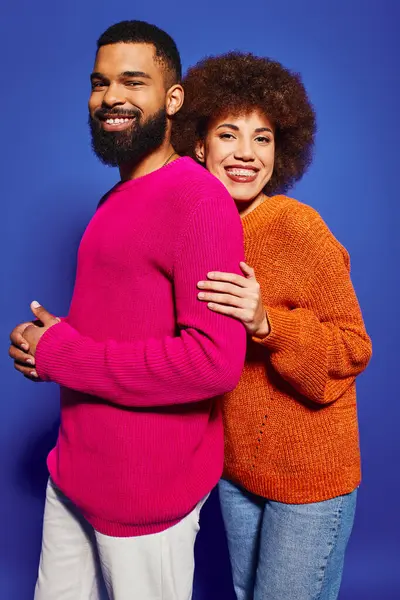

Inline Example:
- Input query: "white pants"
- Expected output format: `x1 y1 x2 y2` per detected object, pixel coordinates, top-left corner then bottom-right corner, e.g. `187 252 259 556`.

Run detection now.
34 479 207 600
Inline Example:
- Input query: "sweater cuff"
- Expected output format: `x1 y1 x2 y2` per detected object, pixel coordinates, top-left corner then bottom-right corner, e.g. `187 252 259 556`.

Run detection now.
252 307 300 353
35 322 79 381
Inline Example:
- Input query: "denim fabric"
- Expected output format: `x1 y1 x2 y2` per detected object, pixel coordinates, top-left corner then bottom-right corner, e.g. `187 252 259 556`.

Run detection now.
219 479 357 600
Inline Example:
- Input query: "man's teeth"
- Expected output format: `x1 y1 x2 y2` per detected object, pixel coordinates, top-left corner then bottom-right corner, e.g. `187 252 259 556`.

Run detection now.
227 169 256 176
105 118 131 124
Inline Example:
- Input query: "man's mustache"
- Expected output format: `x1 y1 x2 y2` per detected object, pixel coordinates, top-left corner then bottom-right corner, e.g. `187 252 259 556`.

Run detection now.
93 107 141 121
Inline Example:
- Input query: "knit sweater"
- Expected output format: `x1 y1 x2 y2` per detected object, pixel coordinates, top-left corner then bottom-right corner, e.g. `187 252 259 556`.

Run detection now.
223 195 372 503
35 157 246 536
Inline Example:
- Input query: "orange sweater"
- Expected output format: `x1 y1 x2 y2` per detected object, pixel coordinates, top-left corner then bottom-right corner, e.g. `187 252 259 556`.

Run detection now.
222 195 372 503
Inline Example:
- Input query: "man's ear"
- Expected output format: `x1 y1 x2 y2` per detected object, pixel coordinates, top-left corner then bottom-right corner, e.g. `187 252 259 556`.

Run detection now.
166 84 184 116
195 140 205 163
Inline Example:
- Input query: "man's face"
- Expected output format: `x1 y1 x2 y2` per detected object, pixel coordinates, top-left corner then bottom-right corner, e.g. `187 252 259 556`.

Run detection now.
89 43 169 166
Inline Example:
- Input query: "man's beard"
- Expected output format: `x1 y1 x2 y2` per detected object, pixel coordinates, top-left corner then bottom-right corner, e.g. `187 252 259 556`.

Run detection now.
89 106 168 167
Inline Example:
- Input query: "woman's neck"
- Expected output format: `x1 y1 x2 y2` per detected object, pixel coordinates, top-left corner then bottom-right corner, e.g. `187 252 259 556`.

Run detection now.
236 192 267 218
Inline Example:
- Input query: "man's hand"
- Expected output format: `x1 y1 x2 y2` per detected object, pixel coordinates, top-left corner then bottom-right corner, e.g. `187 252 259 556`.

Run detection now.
9 302 60 379
9 321 37 378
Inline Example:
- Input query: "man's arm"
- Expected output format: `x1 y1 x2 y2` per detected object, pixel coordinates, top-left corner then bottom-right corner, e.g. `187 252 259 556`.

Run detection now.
34 188 247 406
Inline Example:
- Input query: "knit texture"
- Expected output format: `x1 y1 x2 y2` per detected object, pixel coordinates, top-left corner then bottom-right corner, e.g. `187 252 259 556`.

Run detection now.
35 157 246 536
223 195 372 503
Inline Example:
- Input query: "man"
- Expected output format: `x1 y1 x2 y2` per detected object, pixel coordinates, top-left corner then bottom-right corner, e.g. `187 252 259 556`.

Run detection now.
9 20 246 600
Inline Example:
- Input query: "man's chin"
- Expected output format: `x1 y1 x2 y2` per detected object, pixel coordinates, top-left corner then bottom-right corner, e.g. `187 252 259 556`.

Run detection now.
92 143 150 168
92 152 120 167
89 106 168 167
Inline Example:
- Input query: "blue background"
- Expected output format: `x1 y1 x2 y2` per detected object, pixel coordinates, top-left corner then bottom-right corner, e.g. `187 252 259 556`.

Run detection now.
1 0 399 598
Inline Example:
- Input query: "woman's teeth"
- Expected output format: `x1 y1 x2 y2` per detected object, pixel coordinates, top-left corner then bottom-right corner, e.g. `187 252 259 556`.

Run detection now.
227 168 256 176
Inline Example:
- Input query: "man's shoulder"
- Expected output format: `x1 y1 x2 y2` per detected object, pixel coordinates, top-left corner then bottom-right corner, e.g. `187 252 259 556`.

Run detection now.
171 157 230 198
167 158 240 232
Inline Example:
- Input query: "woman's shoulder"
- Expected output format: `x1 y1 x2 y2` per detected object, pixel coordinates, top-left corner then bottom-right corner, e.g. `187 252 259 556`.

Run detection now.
250 195 350 269
272 195 328 233
273 195 348 254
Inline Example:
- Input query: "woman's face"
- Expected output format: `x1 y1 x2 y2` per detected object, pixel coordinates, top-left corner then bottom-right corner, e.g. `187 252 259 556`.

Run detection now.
196 109 275 204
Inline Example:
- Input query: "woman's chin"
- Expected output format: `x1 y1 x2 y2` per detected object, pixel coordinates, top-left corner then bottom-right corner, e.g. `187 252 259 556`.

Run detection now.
223 182 260 203
231 192 261 204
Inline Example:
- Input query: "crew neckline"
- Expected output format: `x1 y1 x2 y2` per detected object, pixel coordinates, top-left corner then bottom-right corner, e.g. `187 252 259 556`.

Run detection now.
112 156 190 193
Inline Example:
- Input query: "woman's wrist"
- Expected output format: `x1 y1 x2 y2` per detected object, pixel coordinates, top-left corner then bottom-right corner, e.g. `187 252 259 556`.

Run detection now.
253 313 270 339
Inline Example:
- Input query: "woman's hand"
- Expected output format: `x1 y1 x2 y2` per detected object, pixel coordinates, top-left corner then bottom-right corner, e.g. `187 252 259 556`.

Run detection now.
197 261 270 337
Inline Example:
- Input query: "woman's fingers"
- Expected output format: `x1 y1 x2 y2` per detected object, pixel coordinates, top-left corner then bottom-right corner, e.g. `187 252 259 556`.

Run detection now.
239 261 256 278
197 280 246 296
207 303 244 319
198 292 246 307
206 271 248 287
207 302 256 326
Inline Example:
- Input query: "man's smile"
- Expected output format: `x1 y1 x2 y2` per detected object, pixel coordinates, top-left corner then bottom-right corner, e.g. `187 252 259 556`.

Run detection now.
99 115 136 132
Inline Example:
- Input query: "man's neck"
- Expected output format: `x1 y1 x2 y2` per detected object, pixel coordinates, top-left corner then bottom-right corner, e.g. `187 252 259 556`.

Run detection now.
119 140 177 182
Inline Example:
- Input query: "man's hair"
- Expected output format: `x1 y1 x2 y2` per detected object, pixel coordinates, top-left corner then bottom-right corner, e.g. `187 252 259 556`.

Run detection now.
173 52 316 195
97 20 182 87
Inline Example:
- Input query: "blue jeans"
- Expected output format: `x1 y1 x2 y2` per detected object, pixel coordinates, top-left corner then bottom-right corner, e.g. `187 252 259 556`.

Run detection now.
218 479 357 600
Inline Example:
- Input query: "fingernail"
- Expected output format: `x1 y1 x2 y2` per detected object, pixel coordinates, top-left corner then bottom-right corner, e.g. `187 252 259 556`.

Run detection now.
198 292 205 299
197 282 205 288
207 273 215 278
30 370 38 378
21 343 29 351
26 359 34 365
31 301 41 309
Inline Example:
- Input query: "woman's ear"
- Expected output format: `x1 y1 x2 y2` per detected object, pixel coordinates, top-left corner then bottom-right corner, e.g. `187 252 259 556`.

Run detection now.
195 140 205 163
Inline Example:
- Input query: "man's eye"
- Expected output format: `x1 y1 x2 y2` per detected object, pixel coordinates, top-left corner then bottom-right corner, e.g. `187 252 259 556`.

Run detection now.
125 81 143 87
91 82 106 89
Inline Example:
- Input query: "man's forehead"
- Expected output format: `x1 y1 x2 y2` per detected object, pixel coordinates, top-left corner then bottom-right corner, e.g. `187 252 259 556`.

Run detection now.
94 42 159 74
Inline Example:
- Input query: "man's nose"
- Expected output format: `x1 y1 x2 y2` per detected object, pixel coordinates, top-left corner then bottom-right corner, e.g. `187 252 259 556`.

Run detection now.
101 83 126 108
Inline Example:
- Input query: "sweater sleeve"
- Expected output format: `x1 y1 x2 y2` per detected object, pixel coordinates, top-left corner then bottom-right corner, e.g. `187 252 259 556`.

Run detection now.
254 240 372 405
35 187 247 407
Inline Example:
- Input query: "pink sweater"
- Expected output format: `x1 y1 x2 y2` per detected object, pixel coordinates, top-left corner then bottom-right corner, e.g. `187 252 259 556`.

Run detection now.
35 157 246 536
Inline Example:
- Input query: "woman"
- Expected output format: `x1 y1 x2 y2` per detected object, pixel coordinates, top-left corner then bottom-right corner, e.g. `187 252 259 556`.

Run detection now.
173 53 372 600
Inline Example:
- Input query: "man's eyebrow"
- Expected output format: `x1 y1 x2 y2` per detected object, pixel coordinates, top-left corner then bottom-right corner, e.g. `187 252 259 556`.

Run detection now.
120 71 152 79
90 71 152 82
90 72 107 82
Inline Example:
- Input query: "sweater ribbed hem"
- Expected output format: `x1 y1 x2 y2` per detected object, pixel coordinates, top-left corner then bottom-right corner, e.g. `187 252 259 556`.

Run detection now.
48 447 219 538
223 464 361 504
84 512 183 537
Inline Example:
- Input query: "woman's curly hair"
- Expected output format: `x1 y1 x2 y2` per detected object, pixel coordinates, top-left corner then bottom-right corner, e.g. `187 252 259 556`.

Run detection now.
172 52 316 195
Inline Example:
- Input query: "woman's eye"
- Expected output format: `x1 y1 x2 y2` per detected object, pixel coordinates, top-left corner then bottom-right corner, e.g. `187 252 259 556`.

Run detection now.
219 133 235 140
256 136 271 143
